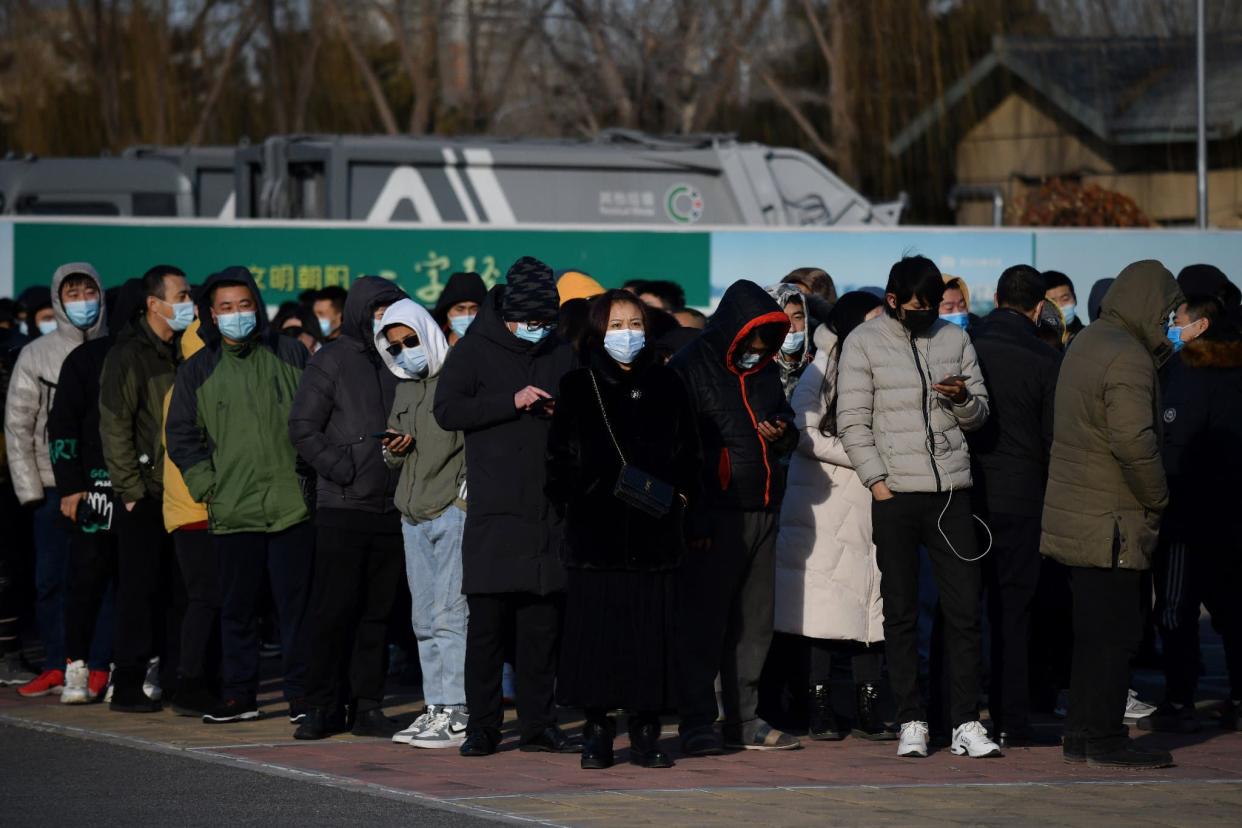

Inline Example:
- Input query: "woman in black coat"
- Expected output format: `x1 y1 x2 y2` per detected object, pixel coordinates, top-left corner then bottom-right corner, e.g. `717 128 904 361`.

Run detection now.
546 290 702 770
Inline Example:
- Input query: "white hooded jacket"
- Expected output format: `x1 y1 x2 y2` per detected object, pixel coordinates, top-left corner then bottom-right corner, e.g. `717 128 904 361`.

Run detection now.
4 263 107 503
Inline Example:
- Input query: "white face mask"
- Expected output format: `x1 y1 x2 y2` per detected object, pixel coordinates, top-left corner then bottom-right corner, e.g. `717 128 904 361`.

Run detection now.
603 329 645 364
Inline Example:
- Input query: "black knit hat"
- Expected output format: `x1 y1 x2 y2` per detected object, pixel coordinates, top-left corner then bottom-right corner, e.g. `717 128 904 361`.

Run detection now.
432 271 488 325
501 256 559 322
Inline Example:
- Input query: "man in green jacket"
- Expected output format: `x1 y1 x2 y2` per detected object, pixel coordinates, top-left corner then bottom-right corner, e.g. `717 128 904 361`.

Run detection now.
99 265 191 711
1041 260 1183 770
167 266 312 724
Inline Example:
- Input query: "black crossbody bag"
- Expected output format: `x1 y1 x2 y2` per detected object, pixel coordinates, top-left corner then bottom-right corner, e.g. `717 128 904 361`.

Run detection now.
588 370 675 519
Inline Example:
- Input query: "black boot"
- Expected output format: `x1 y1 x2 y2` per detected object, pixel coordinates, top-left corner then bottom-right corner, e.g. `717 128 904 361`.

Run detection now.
807 684 844 740
581 715 616 770
629 714 673 768
293 707 346 740
171 676 218 718
109 677 161 714
851 682 896 741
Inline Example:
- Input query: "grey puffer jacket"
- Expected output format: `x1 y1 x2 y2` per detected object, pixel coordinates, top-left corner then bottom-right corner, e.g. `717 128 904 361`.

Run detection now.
4 263 108 504
837 312 989 493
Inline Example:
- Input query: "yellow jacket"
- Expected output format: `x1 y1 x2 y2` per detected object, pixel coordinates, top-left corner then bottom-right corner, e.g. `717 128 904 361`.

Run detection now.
161 320 209 531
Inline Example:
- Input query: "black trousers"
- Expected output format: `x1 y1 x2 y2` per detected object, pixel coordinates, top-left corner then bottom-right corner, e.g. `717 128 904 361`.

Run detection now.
0 480 34 656
64 531 117 663
983 512 1042 732
465 591 562 741
214 522 314 705
676 509 778 738
1029 556 1074 710
305 525 403 711
1067 565 1143 755
1154 538 1242 705
175 530 219 683
809 639 883 685
873 491 982 727
113 499 182 693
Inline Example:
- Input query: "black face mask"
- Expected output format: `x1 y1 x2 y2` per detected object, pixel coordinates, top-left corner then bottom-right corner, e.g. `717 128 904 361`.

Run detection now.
898 307 938 336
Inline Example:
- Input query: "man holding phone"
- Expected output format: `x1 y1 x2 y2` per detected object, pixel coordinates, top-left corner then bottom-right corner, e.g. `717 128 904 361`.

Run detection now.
288 275 408 739
670 279 800 755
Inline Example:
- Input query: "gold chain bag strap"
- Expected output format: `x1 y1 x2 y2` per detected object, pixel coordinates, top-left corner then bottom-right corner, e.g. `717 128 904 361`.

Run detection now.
587 369 675 519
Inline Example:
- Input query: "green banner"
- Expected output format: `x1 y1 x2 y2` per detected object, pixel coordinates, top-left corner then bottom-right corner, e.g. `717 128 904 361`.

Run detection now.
11 222 711 307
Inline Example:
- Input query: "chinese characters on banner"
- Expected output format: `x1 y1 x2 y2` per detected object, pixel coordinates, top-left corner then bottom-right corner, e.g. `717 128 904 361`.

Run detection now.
246 253 502 305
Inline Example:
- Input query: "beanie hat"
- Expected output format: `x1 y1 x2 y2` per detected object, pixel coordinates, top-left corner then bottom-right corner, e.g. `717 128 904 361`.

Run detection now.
556 270 605 305
432 271 488 325
502 256 559 322
1177 264 1234 304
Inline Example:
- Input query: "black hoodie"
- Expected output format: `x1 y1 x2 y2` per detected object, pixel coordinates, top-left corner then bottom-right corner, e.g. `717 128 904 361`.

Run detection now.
289 275 408 525
669 280 795 516
433 284 577 595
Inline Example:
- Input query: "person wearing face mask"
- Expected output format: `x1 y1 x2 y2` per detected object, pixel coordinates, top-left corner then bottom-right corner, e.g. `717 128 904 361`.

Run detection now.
96 265 193 711
312 286 347 342
1043 271 1084 344
939 276 976 333
167 266 312 725
433 256 578 757
668 280 799 755
5 264 108 699
432 271 488 347
286 276 408 740
765 284 814 401
375 299 470 750
1141 293 1242 734
545 290 701 770
837 255 998 760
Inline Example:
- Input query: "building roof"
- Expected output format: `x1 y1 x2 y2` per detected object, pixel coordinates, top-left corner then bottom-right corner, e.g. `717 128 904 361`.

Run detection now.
889 34 1242 155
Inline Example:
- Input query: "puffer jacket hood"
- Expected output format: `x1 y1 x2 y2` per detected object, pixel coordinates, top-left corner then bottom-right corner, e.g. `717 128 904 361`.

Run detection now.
195 265 270 349
767 283 814 362
376 298 450 379
702 280 791 375
1097 260 1183 366
342 275 408 347
51 262 108 339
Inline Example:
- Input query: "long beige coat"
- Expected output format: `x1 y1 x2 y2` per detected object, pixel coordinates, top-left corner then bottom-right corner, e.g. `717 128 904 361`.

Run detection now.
774 324 884 643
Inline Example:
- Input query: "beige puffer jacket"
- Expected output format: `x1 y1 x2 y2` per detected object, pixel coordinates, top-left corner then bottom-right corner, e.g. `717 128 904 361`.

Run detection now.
837 311 988 492
775 324 883 643
4 263 108 504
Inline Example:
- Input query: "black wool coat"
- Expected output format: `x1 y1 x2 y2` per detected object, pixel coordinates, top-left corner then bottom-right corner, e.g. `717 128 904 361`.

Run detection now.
433 284 577 595
546 347 702 571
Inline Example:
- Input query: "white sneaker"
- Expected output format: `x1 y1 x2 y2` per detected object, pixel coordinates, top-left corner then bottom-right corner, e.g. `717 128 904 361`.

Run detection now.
950 720 1003 758
61 660 90 704
410 707 468 749
897 721 929 757
104 663 115 702
143 657 162 701
1125 689 1157 722
392 704 439 744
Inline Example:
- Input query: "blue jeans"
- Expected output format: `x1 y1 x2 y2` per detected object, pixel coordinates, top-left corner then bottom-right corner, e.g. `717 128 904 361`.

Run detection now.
403 507 468 707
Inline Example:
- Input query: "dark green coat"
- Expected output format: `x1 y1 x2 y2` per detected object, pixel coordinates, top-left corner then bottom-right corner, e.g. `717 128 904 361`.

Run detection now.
1040 260 1183 571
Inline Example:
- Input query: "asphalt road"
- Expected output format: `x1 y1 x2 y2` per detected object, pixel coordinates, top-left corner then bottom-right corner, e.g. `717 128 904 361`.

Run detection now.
0 723 498 827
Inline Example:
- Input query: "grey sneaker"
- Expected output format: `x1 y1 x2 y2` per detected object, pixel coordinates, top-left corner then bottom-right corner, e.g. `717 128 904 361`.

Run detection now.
410 707 468 749
392 704 439 744
143 657 162 701
0 654 38 687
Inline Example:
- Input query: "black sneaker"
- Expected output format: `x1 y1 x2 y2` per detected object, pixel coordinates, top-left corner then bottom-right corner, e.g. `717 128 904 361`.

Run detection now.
1137 702 1202 733
1086 742 1174 770
1062 734 1086 764
351 708 400 738
203 698 260 724
110 684 162 714
519 725 581 753
172 685 219 718
288 698 310 724
460 729 501 757
680 727 725 757
293 707 346 740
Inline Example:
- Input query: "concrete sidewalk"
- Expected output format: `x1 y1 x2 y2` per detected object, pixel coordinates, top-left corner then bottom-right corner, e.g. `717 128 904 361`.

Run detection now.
2 683 1239 826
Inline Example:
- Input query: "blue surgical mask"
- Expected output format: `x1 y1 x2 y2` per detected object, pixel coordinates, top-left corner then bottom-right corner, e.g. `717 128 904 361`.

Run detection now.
395 346 429 377
64 298 100 329
1166 324 1186 353
941 312 969 330
165 301 195 333
513 322 550 344
449 314 475 338
780 330 806 355
604 329 645 364
18 320 28 337
318 317 333 337
1060 303 1077 326
217 310 257 341
737 352 762 371
37 319 57 336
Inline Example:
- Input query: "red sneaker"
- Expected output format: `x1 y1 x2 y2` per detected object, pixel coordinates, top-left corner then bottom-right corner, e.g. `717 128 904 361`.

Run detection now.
18 669 64 698
88 669 110 700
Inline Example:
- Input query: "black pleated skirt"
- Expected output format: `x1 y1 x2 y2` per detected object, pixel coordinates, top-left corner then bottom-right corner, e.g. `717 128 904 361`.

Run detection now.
556 567 677 713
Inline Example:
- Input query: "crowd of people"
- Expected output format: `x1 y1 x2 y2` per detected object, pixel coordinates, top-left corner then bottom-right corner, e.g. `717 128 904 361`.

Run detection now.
0 251 1237 772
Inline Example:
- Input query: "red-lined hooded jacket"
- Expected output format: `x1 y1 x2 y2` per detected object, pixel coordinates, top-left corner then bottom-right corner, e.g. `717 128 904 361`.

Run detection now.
670 280 795 517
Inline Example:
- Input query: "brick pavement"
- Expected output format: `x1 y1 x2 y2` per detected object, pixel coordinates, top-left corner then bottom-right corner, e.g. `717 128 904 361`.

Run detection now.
2 685 1239 826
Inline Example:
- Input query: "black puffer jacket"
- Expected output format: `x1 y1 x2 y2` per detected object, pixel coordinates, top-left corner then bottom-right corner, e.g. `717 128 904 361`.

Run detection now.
48 338 118 532
966 308 1061 517
289 276 407 519
546 347 702 571
433 284 577 595
669 280 795 518
1159 334 1242 546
